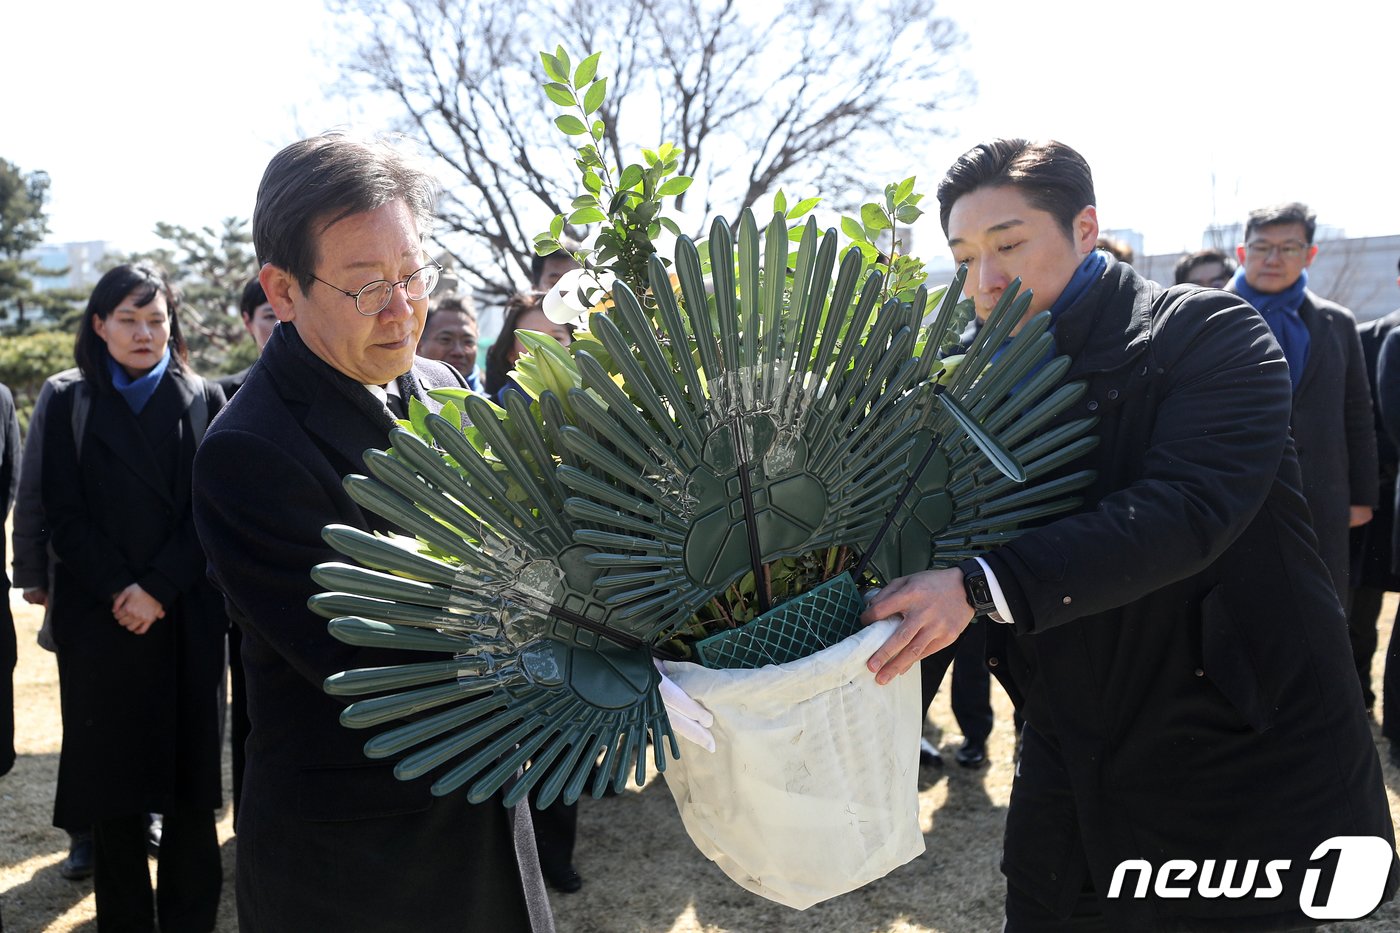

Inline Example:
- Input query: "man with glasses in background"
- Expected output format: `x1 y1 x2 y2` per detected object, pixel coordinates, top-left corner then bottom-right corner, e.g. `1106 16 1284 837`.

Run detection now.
192 133 553 932
1226 203 1378 688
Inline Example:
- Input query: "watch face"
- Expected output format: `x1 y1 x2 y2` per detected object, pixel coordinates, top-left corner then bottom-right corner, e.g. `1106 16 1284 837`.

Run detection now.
969 577 993 604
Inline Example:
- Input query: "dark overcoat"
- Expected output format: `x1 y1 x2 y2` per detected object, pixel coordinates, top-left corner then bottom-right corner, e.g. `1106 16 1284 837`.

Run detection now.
1284 291 1378 596
1356 308 1400 588
191 324 552 933
42 368 228 826
982 260 1397 931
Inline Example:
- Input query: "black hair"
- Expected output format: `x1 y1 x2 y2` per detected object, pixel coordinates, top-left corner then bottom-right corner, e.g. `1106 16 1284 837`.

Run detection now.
424 295 478 333
1173 248 1237 286
74 263 189 388
253 132 440 295
937 138 1096 239
484 292 543 399
1244 202 1317 245
239 275 268 320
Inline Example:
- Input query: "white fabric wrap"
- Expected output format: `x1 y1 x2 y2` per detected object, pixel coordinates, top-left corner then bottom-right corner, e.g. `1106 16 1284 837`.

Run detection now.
658 618 923 910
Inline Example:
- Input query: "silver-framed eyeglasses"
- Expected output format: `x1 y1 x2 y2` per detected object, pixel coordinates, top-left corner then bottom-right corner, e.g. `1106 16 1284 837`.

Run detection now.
311 261 443 316
1246 241 1309 261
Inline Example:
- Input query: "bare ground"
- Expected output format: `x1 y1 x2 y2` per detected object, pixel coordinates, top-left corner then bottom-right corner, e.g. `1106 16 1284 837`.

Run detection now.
5 590 1400 933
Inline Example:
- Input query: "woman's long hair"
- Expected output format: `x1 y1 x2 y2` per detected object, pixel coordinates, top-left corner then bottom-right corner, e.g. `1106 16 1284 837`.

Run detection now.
483 291 543 400
73 263 189 389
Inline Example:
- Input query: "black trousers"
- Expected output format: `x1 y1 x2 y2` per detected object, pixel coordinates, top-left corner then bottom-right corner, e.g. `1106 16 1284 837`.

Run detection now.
92 807 221 933
228 622 250 828
919 620 994 745
1349 584 1384 711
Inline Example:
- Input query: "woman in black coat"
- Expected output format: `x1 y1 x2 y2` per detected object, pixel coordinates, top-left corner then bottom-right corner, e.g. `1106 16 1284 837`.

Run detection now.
43 263 226 933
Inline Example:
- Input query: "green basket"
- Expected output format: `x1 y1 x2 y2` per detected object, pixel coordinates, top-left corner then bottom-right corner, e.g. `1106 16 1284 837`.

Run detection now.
692 572 865 669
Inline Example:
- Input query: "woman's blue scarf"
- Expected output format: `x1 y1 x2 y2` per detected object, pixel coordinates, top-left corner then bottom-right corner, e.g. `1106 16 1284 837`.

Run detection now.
1229 267 1310 392
107 345 172 414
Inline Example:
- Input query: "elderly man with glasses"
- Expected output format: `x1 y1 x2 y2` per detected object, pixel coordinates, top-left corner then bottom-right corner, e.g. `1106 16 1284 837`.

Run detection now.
1226 202 1379 699
191 133 554 932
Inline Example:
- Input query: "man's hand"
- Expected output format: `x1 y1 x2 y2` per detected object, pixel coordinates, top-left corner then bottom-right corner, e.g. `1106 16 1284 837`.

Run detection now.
112 584 165 635
861 567 974 685
22 587 48 607
1350 505 1374 528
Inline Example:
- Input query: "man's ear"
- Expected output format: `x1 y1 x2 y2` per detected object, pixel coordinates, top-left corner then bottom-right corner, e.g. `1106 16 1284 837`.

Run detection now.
1237 244 1248 265
259 263 299 323
1075 205 1099 256
1303 244 1319 269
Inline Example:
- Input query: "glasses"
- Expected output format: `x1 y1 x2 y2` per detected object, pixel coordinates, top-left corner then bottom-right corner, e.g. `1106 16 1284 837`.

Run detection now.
1246 241 1309 261
311 261 442 316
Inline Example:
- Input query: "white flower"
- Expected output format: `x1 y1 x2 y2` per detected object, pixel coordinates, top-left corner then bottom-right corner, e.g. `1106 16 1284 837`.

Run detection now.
542 266 617 329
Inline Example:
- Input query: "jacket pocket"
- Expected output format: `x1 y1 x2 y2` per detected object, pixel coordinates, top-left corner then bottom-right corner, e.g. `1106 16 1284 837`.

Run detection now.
298 761 435 822
1200 586 1273 733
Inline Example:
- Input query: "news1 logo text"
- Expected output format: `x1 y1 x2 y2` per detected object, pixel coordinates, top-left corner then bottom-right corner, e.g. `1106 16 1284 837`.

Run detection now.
1107 836 1394 920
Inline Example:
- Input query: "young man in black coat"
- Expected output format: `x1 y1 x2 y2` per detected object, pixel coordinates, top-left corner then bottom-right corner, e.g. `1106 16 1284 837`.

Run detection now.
191 134 553 932
863 139 1397 931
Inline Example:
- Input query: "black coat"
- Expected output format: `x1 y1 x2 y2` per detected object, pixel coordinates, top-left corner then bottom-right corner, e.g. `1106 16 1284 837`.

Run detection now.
1359 309 1400 586
1285 291 1378 596
192 324 552 932
983 261 1396 931
41 368 228 825
1 382 19 776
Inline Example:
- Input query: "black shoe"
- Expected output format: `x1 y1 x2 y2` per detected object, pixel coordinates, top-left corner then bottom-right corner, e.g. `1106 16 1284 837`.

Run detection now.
543 863 583 894
919 738 943 768
146 813 162 859
955 740 988 769
59 831 94 881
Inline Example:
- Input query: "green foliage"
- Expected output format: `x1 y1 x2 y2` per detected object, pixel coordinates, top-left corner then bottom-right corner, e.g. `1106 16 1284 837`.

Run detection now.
0 159 55 329
0 329 74 433
532 47 692 306
841 176 929 303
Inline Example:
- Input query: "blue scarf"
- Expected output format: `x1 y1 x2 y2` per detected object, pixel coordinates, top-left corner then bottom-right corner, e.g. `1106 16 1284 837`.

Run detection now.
1047 249 1109 325
990 250 1108 392
107 345 172 414
1228 267 1310 392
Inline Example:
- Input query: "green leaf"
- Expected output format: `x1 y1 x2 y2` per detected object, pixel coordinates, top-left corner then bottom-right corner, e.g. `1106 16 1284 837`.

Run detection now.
582 77 607 115
542 82 574 107
568 207 607 225
895 176 916 203
658 216 682 236
438 400 462 430
582 170 603 194
570 194 599 209
840 216 867 242
618 164 643 190
894 204 924 224
574 51 602 87
554 46 572 80
407 396 430 440
861 202 891 232
539 51 567 83
656 176 692 197
773 189 787 214
550 214 564 240
554 114 588 136
590 120 605 140
788 196 821 219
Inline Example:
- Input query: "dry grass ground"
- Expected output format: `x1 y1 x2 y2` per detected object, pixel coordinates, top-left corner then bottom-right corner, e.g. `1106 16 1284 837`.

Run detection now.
5 590 1400 933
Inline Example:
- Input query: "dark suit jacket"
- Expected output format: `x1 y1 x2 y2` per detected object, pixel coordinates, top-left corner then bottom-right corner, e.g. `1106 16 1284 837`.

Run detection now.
192 323 551 932
0 382 19 776
42 368 228 824
1355 309 1400 588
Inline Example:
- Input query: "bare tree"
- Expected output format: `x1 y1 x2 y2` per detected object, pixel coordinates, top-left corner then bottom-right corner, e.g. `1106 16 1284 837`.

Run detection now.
327 0 970 300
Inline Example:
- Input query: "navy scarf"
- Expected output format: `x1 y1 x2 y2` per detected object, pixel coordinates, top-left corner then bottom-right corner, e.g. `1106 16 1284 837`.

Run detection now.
1228 267 1310 392
990 250 1108 391
107 345 172 414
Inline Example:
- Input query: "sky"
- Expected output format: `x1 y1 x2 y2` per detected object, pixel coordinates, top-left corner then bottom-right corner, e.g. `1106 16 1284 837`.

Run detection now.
4 0 1398 262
